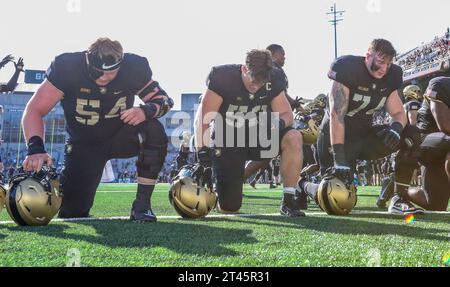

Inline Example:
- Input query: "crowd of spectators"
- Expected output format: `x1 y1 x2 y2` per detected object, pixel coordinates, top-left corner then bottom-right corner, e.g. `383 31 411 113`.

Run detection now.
0 145 179 184
396 31 450 70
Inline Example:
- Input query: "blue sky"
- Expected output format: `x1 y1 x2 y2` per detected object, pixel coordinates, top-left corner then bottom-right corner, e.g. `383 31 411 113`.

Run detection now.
1 0 449 109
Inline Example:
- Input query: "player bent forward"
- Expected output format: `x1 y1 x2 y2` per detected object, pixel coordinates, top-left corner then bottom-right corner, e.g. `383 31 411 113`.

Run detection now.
194 49 305 217
22 37 173 222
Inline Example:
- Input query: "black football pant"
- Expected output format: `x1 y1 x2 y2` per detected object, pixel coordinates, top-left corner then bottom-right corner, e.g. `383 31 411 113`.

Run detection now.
317 124 400 176
213 127 294 212
303 144 316 166
254 165 273 182
396 132 450 210
302 124 400 200
58 120 167 218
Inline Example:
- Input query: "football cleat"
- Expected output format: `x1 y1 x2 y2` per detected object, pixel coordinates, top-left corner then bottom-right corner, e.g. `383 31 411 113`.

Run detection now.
130 209 157 223
388 195 424 215
130 200 157 223
250 180 256 189
280 194 305 217
376 175 394 209
269 182 277 189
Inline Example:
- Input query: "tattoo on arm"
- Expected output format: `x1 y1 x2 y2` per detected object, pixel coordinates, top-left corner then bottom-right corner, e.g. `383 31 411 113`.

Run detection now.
330 82 349 124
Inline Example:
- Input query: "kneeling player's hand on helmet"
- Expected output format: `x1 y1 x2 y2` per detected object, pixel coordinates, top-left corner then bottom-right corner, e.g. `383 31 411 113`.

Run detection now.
195 147 213 188
332 166 353 188
331 144 352 186
192 164 213 189
196 146 212 168
22 153 53 173
376 122 403 151
120 107 147 126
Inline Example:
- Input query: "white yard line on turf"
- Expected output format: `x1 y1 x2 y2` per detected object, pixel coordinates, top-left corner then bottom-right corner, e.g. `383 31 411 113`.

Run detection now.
0 210 449 225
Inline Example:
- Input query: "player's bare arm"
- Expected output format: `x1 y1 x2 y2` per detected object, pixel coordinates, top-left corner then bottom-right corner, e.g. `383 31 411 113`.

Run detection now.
194 89 222 149
22 80 63 171
271 90 294 127
329 81 350 145
385 90 407 127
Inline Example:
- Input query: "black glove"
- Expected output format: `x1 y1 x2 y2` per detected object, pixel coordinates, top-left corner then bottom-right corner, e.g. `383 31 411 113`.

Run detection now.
196 146 212 167
14 57 24 72
332 166 353 187
331 144 352 187
376 122 403 151
291 96 304 110
196 147 213 188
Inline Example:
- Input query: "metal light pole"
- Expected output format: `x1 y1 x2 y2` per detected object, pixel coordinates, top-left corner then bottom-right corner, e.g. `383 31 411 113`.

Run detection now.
327 3 345 59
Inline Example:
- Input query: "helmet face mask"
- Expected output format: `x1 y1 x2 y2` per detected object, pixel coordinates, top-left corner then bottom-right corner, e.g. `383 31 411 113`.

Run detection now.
317 176 357 216
169 165 217 219
5 167 62 226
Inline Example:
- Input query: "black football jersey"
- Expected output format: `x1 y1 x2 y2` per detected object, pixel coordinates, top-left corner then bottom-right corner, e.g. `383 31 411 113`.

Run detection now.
417 76 450 134
206 64 287 147
324 55 403 135
273 62 289 90
46 52 153 143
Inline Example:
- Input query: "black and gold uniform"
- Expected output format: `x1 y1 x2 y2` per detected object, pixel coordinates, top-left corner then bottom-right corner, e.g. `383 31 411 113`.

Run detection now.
47 51 172 217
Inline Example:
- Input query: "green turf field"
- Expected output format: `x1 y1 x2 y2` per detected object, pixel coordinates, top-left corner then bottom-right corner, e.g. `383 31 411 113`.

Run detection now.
0 184 449 267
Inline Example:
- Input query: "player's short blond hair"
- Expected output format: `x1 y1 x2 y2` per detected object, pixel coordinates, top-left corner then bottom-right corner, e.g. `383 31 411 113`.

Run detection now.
88 37 123 62
368 39 396 59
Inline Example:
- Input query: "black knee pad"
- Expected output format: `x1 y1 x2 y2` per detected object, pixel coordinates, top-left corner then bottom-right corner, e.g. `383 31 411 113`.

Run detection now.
136 148 167 179
136 119 168 146
136 122 168 179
